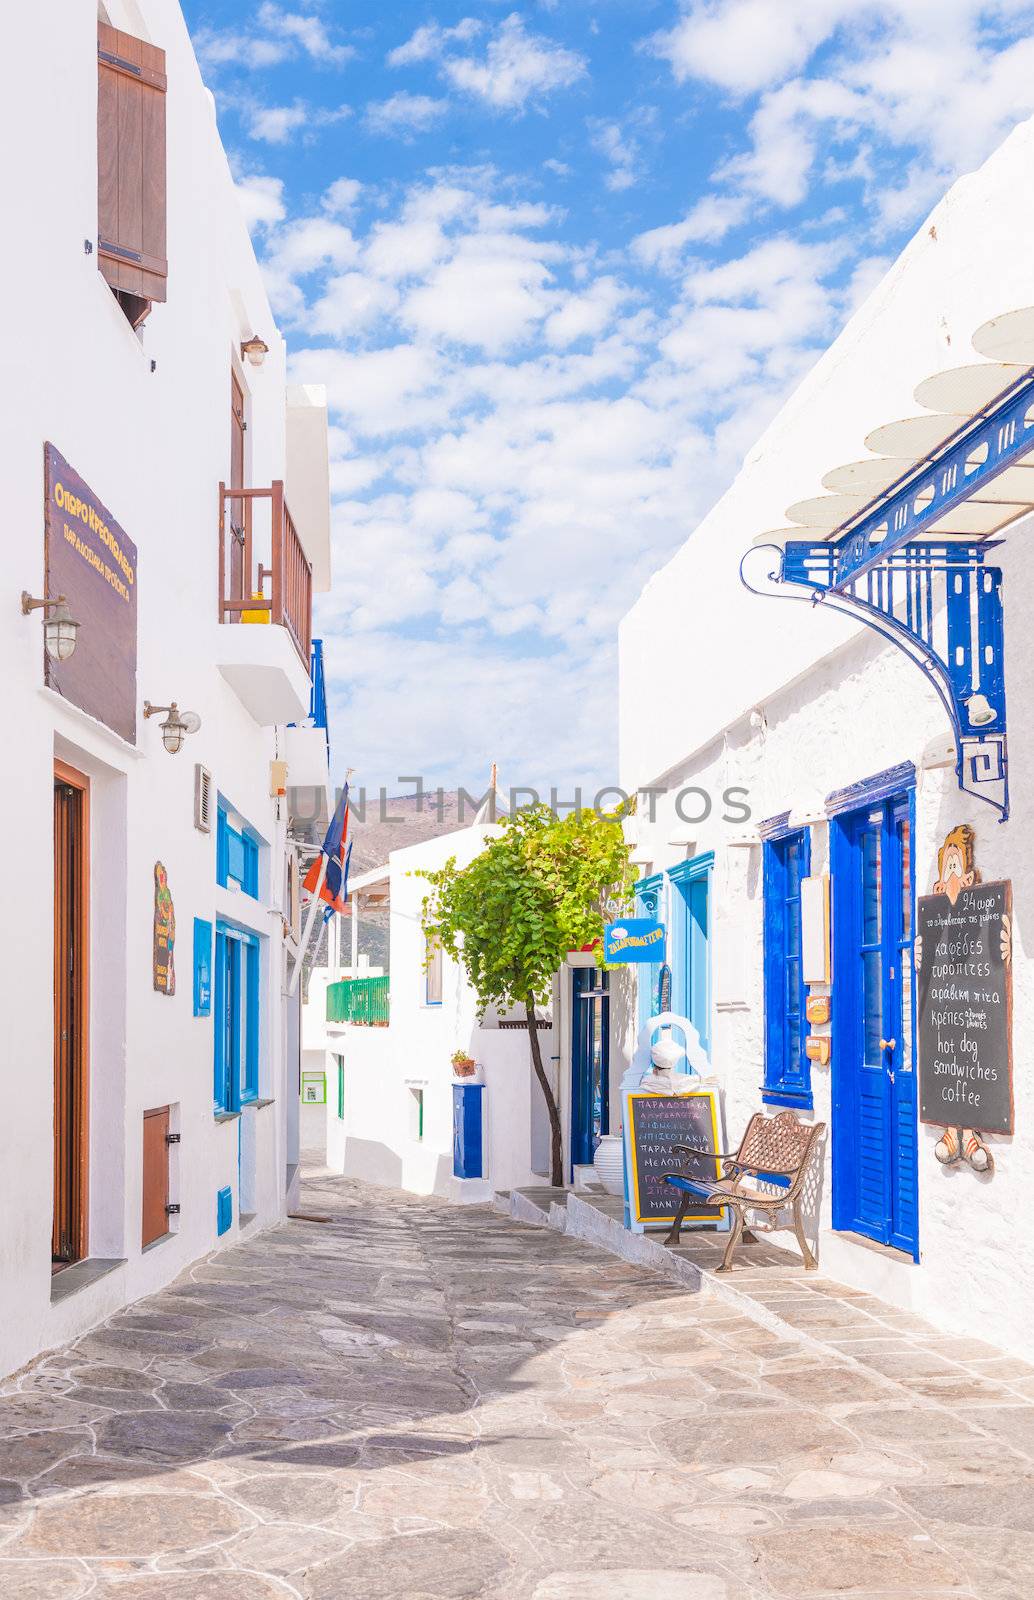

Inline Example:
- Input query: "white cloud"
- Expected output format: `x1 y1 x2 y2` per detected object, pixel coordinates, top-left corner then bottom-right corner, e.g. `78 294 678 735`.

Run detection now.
632 195 751 269
244 101 311 144
234 173 287 232
229 96 352 146
309 272 401 337
256 3 355 67
388 13 586 114
321 177 362 217
652 2 1034 226
444 15 587 111
651 0 856 95
588 119 640 192
194 4 354 73
365 93 450 138
387 18 482 68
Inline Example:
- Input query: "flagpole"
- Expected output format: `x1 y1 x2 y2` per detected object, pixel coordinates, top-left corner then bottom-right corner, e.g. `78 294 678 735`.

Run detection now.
288 853 328 997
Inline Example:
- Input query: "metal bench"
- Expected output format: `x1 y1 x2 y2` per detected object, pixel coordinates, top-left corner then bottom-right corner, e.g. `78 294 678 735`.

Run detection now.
662 1109 825 1273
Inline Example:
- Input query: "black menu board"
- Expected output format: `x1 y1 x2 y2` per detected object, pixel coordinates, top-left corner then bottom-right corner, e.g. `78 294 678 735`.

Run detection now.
917 881 1013 1134
626 1091 723 1225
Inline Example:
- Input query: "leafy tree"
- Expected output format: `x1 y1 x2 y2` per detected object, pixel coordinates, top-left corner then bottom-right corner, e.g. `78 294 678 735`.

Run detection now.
418 803 635 1186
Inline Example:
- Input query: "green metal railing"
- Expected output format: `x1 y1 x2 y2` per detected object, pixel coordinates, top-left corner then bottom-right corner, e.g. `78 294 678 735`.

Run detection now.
326 975 390 1026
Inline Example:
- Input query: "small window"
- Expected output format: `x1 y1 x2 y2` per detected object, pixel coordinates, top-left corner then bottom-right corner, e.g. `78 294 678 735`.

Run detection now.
408 1086 425 1142
337 1056 345 1120
425 930 443 1005
97 24 168 328
763 831 812 1108
217 804 259 897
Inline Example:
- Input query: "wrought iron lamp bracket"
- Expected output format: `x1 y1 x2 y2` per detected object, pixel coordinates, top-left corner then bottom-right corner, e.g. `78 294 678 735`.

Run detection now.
740 540 1009 822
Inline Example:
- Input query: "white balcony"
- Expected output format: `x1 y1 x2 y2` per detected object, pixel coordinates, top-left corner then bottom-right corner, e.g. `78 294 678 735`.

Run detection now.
217 621 311 726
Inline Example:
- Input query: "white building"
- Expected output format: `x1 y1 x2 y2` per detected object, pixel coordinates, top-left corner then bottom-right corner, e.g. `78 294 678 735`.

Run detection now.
1 0 332 1377
620 117 1034 1359
309 821 635 1201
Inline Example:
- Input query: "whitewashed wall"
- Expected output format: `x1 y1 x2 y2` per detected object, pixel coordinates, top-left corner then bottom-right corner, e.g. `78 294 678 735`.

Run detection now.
0 0 324 1375
620 116 1034 1358
322 826 556 1201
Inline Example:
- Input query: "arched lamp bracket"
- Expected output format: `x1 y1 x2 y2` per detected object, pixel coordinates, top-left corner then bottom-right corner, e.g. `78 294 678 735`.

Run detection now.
740 540 1009 822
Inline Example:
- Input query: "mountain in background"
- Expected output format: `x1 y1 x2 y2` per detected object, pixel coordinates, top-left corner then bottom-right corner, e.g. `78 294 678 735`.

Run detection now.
309 788 502 978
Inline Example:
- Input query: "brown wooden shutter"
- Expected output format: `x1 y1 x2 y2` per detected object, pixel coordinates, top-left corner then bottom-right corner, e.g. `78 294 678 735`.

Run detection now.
97 24 168 305
141 1106 170 1246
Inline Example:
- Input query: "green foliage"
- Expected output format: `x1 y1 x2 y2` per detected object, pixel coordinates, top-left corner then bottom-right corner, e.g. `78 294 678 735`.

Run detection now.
418 803 635 1015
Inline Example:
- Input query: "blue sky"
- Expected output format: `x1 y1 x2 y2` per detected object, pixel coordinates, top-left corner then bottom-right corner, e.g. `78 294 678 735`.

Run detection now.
183 0 1034 797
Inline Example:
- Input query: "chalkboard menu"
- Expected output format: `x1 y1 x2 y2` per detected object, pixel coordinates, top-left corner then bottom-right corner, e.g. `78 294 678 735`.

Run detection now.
625 1091 723 1226
917 881 1013 1134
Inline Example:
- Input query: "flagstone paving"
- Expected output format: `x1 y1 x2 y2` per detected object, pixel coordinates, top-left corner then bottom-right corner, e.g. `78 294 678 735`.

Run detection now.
3 1175 1034 1598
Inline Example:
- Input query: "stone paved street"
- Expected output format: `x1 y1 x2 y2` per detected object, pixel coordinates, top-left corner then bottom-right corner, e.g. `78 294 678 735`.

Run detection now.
4 1175 1034 1599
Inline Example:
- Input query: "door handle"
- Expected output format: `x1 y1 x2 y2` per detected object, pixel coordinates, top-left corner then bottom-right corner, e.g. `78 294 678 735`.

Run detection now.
880 1038 896 1052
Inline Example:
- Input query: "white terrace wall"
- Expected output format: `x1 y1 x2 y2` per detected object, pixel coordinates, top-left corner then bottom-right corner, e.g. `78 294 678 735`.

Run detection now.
0 0 323 1376
324 828 552 1201
619 116 1034 1358
620 116 1034 792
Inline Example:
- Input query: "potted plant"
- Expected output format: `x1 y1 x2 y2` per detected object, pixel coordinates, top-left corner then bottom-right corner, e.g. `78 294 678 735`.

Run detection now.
451 1049 479 1081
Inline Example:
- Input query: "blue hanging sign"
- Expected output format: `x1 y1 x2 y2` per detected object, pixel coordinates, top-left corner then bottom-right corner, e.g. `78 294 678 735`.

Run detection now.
604 918 666 964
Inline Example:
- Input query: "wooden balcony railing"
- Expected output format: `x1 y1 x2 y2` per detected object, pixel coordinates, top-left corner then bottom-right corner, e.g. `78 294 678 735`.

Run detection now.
218 480 313 669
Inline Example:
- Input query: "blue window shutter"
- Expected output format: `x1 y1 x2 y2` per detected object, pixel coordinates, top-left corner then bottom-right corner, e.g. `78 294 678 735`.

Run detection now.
337 1058 345 1119
216 1186 232 1235
213 928 227 1110
762 831 812 1108
243 938 260 1101
243 835 259 897
216 806 229 888
193 918 212 1017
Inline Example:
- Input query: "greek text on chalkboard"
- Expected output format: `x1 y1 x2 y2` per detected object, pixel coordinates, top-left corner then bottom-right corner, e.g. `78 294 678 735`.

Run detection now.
626 1092 722 1225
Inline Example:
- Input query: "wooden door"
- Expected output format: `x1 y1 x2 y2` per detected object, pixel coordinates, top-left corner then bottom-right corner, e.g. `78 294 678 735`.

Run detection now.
53 763 89 1267
142 1106 170 1246
229 370 246 603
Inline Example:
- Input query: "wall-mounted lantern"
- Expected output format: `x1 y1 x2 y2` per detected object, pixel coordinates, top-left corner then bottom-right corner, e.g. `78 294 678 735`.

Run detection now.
240 335 269 368
21 591 80 662
144 700 201 754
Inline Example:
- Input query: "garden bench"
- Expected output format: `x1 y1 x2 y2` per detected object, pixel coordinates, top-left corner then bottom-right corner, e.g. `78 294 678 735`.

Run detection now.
662 1108 825 1273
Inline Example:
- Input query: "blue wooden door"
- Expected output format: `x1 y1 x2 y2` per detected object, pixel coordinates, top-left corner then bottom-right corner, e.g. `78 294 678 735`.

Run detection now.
832 796 919 1258
571 968 609 1171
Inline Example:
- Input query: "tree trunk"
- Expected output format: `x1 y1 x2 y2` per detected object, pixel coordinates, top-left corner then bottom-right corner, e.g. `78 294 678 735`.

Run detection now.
526 994 563 1187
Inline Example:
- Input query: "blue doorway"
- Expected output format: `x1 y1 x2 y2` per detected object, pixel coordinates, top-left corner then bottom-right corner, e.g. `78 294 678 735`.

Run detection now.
831 792 919 1259
571 968 610 1172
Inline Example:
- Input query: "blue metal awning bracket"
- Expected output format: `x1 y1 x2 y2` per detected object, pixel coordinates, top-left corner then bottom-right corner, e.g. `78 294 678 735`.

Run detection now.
740 540 1008 821
829 366 1034 589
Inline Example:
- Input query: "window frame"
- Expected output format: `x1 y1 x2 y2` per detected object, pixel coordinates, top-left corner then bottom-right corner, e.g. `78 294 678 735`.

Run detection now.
762 827 813 1110
213 921 261 1116
667 853 714 1056
424 929 443 1006
217 803 260 898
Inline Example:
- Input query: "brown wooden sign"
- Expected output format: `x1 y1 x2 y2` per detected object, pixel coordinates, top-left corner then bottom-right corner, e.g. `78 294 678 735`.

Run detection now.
153 862 176 995
44 443 138 743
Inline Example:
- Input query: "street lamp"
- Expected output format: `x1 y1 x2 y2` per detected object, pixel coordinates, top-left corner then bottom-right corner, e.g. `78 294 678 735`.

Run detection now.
143 700 201 754
240 335 269 368
21 592 80 662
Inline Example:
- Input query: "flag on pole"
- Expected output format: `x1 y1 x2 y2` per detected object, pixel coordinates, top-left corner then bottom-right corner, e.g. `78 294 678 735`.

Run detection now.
303 781 351 916
289 780 352 997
